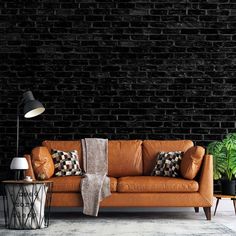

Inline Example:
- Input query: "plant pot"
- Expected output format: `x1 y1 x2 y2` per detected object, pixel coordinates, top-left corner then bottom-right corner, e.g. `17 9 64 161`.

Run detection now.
221 179 236 195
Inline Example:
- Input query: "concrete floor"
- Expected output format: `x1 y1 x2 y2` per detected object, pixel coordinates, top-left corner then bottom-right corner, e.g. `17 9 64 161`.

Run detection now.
206 211 236 232
0 210 235 235
210 198 236 232
0 196 235 234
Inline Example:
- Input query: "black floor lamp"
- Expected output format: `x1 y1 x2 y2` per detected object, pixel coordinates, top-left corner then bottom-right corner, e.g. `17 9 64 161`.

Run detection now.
10 91 45 180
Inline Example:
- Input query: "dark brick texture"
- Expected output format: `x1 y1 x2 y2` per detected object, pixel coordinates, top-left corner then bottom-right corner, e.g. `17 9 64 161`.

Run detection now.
1 0 236 180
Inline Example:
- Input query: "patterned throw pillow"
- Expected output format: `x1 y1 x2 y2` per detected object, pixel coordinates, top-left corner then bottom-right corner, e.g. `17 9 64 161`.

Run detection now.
52 149 82 177
151 151 183 177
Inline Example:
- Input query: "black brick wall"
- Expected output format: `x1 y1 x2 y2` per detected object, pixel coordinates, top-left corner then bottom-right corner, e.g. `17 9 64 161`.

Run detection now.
1 0 236 180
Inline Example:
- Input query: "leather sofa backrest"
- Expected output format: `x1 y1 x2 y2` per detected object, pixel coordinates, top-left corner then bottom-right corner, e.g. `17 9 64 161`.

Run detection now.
108 140 143 177
142 140 194 175
42 140 83 170
42 140 143 177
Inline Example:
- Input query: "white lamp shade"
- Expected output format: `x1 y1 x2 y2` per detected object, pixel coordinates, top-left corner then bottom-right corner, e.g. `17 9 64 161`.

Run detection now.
10 157 29 170
24 106 45 118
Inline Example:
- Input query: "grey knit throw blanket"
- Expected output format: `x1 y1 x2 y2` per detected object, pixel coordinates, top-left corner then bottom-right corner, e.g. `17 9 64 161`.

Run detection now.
81 138 111 216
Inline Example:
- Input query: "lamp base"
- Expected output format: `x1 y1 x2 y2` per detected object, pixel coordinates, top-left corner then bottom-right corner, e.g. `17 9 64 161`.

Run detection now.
14 170 26 180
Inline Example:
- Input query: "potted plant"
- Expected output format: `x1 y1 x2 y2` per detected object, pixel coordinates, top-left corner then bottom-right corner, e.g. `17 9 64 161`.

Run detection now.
207 133 236 195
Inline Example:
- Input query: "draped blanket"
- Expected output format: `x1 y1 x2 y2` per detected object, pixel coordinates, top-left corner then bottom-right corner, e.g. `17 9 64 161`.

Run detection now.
81 138 111 216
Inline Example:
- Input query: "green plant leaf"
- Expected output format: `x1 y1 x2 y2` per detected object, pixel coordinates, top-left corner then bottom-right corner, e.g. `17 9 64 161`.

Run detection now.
208 133 236 180
207 141 227 180
228 148 236 176
226 133 236 140
223 137 236 151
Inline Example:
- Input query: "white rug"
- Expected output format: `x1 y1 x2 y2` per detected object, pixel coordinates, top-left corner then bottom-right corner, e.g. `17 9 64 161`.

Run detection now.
0 212 235 236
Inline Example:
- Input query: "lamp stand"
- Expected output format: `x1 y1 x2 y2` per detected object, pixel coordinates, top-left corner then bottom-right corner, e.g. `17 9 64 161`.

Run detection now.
14 170 26 180
11 91 45 180
16 114 19 157
16 101 22 157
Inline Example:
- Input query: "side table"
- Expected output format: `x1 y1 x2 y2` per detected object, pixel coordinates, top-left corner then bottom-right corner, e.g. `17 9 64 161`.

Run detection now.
214 194 236 216
2 180 53 230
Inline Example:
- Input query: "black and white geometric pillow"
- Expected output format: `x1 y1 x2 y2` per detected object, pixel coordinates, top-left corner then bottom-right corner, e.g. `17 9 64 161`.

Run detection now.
151 151 183 177
52 149 82 177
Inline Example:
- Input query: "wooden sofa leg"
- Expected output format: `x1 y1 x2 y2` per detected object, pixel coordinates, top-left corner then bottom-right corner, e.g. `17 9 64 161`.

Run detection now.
203 207 211 220
194 207 199 213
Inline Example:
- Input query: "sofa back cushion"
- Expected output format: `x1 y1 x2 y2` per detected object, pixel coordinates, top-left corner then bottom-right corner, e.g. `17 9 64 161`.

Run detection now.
31 146 55 180
180 146 205 180
142 140 194 175
108 140 143 177
42 140 143 177
25 154 36 180
42 140 83 170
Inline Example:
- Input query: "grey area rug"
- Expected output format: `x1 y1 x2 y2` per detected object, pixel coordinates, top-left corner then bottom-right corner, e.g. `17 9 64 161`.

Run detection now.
0 212 235 236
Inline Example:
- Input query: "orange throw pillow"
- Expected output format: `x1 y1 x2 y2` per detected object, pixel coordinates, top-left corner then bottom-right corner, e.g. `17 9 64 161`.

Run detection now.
180 146 205 180
32 146 55 180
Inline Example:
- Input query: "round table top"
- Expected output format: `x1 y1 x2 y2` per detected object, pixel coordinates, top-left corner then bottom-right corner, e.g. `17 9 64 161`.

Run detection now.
214 194 236 198
2 180 52 184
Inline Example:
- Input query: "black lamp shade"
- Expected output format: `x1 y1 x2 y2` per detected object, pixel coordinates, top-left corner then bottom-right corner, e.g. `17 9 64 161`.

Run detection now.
22 91 45 118
24 100 45 118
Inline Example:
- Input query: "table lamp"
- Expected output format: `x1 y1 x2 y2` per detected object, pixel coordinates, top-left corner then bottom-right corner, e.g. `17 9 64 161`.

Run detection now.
10 91 45 180
10 157 29 180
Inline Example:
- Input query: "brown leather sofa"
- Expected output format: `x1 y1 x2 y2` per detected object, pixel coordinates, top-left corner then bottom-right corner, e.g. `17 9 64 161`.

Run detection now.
25 140 213 220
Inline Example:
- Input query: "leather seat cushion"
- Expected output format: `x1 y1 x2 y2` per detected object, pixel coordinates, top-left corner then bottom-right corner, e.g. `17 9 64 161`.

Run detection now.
117 176 199 193
50 176 117 192
142 140 194 175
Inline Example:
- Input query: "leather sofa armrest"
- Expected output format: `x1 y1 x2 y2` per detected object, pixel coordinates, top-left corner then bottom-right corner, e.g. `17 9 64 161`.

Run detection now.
24 154 36 180
199 154 213 205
